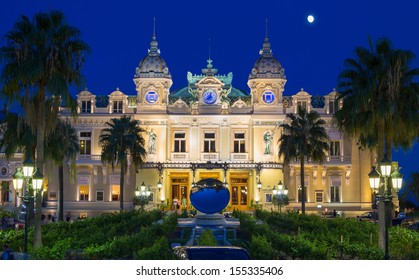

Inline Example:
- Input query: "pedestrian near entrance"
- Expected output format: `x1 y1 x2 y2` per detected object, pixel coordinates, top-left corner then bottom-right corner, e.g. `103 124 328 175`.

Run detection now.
66 212 71 222
1 244 14 260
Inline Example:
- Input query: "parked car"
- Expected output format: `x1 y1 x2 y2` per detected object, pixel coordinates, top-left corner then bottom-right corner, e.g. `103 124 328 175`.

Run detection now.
407 222 419 231
358 211 378 222
173 246 251 260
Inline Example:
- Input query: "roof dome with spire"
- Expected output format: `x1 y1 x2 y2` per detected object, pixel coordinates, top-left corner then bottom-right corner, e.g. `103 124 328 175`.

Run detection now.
249 31 285 80
134 25 171 79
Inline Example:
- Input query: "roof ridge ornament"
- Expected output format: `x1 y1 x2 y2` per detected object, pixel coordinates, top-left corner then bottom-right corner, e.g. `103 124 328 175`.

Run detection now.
259 18 272 56
148 17 160 55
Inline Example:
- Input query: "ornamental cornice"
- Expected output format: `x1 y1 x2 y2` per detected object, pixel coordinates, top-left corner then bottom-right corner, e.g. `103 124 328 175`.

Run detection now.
141 161 282 169
169 116 251 126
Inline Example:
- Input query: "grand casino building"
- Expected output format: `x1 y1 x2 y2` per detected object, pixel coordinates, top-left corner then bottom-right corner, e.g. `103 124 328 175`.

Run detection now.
0 31 377 218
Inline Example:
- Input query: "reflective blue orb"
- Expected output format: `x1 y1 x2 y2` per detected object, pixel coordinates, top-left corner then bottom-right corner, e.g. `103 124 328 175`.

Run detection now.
190 178 230 214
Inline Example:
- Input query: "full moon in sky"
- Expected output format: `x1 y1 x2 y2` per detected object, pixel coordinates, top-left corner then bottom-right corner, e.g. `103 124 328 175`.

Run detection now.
307 15 315 23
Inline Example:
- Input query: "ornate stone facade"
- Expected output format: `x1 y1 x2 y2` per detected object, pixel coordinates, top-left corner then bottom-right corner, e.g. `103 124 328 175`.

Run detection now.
0 30 375 218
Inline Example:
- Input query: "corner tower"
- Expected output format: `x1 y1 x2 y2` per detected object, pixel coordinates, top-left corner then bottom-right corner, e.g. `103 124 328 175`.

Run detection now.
133 20 173 113
247 23 287 114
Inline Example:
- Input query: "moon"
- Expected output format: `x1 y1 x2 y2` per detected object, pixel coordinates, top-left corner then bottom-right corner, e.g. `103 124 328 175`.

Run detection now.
307 15 315 23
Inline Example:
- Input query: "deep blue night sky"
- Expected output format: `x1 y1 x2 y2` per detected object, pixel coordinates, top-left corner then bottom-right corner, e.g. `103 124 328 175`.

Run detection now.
1 1 418 186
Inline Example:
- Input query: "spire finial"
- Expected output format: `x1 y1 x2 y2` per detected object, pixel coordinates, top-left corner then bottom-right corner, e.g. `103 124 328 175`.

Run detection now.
152 17 156 40
266 18 268 38
208 37 211 60
149 17 159 54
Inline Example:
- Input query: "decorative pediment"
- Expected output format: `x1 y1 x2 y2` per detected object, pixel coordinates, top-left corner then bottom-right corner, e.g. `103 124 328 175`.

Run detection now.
172 98 189 108
294 88 311 98
108 88 126 98
77 89 94 99
196 76 224 87
231 98 247 108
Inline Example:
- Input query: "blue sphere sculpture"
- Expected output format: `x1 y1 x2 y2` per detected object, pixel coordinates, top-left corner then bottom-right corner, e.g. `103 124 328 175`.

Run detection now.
190 178 230 214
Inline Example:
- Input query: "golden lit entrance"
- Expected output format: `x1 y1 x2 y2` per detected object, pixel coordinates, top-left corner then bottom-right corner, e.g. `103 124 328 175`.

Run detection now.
230 175 248 210
170 173 189 210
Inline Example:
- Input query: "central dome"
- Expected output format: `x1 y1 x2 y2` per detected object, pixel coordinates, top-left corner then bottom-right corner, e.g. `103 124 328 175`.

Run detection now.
249 36 285 79
134 34 171 79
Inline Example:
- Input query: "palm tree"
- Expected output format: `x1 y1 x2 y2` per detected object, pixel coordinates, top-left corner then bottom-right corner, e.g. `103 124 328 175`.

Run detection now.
0 112 36 160
334 37 419 252
334 37 419 162
278 106 330 214
0 113 78 221
402 171 419 208
99 115 146 211
0 11 89 247
45 120 79 221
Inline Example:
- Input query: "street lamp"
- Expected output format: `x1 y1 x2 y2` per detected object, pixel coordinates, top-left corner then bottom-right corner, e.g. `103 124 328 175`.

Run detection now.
136 182 151 211
12 159 43 254
256 162 262 191
272 182 288 213
368 155 403 260
157 162 163 192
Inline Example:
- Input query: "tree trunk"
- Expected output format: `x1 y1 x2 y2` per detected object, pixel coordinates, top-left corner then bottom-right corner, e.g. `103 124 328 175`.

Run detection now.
58 164 64 221
34 191 43 248
378 132 394 255
34 87 46 249
300 156 305 214
120 165 125 211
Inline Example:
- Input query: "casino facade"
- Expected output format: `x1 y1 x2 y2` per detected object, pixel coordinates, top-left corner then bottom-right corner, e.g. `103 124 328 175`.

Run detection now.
0 29 380 218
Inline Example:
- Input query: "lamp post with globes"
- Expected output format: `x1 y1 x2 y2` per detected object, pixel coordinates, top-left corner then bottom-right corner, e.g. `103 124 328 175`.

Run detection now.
12 158 44 254
272 180 289 213
368 155 402 260
135 181 151 211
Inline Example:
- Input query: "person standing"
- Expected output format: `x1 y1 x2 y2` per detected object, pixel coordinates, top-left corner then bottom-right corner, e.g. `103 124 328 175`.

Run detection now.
1 244 14 260
66 212 71 222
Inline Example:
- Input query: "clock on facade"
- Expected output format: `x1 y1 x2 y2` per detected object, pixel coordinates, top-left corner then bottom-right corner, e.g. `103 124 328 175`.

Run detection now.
203 90 217 104
262 91 275 104
145 91 159 104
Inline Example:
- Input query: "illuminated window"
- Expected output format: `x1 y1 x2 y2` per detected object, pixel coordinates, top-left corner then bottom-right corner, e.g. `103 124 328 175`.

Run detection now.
329 141 341 156
79 185 89 201
328 99 339 114
1 182 11 203
79 132 91 155
233 132 246 153
111 185 120 201
81 100 91 113
96 190 104 202
315 191 323 203
113 101 123 113
330 177 341 203
204 132 216 153
297 101 307 111
174 132 186 153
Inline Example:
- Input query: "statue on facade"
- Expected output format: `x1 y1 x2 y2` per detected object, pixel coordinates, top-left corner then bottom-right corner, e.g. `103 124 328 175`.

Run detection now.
147 130 157 154
263 131 273 155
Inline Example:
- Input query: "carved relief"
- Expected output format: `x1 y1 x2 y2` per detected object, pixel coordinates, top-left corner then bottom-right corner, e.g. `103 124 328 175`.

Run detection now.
322 168 327 186
102 166 107 184
345 166 351 185
313 166 318 183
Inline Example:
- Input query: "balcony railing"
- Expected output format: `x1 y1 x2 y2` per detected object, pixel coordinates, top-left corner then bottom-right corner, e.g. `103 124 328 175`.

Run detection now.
201 153 219 161
231 153 249 161
76 154 102 164
290 155 351 165
326 156 351 163
171 152 189 161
